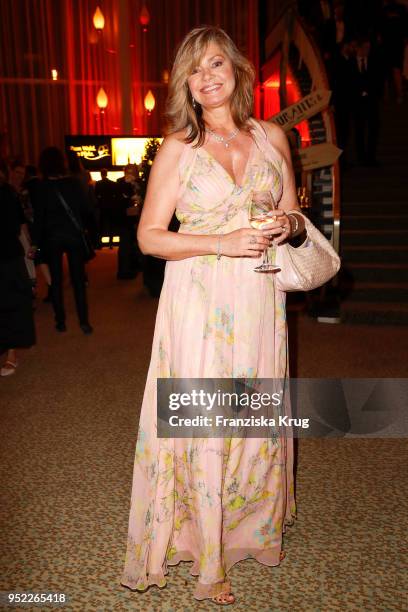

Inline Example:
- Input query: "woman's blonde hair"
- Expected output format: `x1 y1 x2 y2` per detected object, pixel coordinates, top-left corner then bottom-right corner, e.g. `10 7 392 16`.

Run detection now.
165 26 255 147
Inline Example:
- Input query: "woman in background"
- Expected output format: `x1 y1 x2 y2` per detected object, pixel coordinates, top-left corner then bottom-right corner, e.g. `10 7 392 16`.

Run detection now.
0 161 35 376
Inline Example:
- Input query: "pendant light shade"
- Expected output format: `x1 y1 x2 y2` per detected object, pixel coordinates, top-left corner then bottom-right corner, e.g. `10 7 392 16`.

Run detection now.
93 7 105 31
96 87 108 109
144 90 155 114
139 5 150 32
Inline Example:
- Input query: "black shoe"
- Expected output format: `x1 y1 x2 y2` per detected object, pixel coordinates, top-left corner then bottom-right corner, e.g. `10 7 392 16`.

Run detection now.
56 322 67 332
80 323 93 335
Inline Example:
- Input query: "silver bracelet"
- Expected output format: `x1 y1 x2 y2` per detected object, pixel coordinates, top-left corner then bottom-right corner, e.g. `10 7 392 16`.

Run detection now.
216 236 223 260
286 211 299 235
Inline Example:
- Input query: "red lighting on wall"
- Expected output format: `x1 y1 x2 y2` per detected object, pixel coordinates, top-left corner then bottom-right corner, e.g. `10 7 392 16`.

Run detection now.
139 5 150 32
263 72 310 144
264 79 293 88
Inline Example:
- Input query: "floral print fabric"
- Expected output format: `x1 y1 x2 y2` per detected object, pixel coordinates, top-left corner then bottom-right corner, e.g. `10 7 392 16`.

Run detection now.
121 119 296 600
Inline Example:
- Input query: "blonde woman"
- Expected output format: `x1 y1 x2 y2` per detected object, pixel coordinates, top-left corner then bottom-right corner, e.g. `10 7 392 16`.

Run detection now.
121 26 306 605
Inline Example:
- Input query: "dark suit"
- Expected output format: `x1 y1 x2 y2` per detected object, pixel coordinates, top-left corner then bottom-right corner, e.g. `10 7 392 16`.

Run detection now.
116 178 142 279
351 54 384 164
31 176 93 326
95 178 119 246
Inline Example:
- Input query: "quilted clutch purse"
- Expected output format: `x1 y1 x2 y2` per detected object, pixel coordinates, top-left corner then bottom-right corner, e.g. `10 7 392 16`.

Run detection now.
275 214 341 292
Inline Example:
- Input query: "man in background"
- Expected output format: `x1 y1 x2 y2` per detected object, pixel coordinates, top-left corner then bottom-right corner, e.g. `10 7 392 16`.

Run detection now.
351 36 384 166
116 164 142 280
94 168 119 249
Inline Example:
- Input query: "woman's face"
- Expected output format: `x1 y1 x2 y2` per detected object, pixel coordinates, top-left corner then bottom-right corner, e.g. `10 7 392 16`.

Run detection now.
187 42 235 110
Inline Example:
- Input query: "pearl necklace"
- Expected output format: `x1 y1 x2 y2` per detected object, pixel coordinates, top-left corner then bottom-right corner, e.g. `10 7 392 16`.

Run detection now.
205 127 239 148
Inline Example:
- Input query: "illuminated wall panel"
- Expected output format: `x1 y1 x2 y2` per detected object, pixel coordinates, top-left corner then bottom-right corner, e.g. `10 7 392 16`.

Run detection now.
65 135 162 170
111 137 162 166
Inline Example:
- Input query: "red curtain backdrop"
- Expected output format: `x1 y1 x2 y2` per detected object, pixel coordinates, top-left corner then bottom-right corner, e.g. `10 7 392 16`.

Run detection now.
0 0 260 164
262 51 310 144
63 0 122 137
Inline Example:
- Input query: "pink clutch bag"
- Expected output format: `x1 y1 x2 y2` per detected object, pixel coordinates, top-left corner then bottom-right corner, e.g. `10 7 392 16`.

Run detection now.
275 215 341 292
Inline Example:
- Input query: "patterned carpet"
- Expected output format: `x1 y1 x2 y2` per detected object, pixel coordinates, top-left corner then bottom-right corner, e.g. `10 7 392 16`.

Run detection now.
1 250 407 612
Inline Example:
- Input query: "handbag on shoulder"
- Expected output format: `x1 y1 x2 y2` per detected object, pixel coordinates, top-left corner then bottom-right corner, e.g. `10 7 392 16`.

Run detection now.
54 188 96 262
275 213 340 292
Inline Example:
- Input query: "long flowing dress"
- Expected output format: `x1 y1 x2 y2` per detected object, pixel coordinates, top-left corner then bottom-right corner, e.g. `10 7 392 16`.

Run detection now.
0 184 36 355
121 119 296 600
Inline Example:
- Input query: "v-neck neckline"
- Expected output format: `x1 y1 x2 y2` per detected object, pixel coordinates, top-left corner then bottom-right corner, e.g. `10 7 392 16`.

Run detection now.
200 137 255 190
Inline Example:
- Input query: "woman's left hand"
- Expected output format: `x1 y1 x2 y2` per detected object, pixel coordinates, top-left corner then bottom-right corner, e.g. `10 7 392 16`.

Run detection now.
260 209 292 245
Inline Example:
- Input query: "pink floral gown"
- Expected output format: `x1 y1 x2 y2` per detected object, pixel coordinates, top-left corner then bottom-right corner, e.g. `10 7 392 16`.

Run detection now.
121 119 296 600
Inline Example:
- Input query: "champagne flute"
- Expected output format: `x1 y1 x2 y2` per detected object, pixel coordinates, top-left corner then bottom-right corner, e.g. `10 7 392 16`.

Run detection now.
248 191 281 273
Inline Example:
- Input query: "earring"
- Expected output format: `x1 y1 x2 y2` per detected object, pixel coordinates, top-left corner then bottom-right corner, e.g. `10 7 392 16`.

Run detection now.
192 97 197 109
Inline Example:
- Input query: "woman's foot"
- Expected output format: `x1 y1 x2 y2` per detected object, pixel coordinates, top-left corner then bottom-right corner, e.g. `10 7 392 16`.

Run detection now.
1 360 18 377
211 592 235 605
211 581 235 606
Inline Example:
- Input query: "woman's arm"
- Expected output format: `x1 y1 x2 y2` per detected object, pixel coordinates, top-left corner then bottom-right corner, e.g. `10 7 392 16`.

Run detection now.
20 222 31 244
261 121 306 244
137 135 218 260
137 134 271 261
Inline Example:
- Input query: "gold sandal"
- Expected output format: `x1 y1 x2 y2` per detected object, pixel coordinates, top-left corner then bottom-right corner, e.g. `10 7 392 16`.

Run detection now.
211 581 235 606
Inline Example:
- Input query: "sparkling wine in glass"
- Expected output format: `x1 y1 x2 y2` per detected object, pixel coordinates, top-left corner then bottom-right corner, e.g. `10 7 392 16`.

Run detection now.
248 190 281 273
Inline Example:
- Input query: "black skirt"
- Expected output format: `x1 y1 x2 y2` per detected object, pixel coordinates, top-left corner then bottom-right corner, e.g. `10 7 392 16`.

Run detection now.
0 256 36 353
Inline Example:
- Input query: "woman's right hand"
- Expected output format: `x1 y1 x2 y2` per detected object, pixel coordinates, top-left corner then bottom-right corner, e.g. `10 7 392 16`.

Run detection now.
219 228 272 258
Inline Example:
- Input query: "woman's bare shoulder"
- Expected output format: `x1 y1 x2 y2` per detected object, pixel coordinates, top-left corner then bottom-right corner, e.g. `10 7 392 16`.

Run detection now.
154 130 188 164
154 131 187 166
256 119 286 142
254 119 289 157
162 129 188 147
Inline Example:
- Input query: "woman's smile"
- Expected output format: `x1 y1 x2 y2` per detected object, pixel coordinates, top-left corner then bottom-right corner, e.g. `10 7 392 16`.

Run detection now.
200 83 223 94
